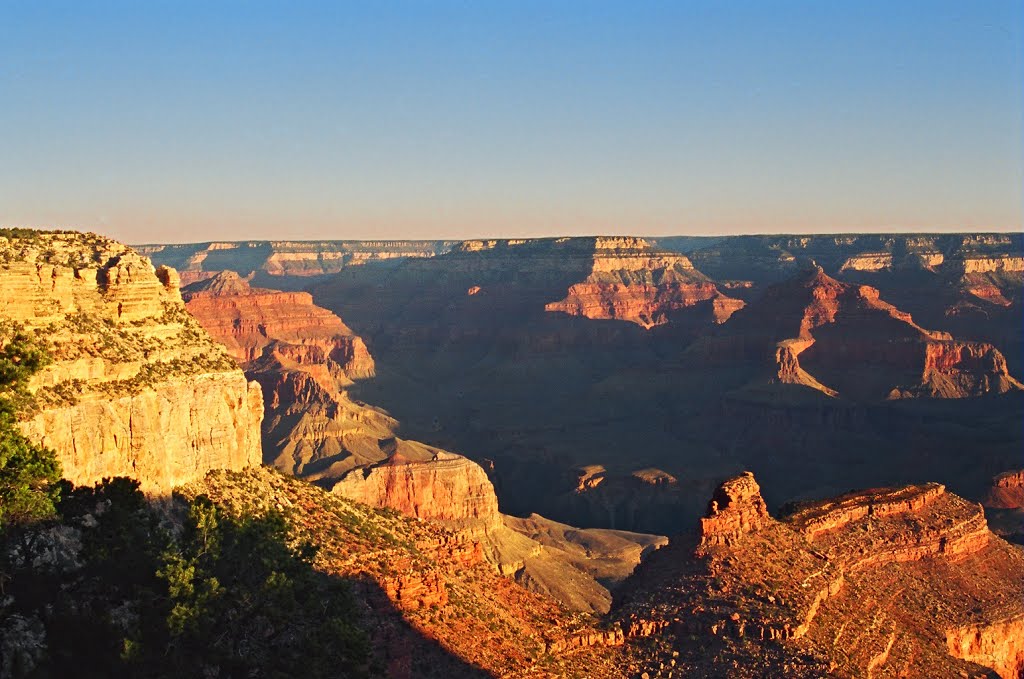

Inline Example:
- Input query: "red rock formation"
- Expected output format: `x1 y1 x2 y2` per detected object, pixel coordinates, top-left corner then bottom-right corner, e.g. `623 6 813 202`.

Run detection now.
985 470 1024 510
946 614 1024 679
899 341 1024 398
708 266 1023 400
332 449 502 531
615 474 1024 678
182 271 374 378
545 237 743 328
183 272 389 482
699 472 769 547
785 483 946 541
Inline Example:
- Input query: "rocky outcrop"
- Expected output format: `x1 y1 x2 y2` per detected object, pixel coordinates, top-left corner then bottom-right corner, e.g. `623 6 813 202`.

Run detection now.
544 237 743 328
332 449 502 532
181 466 625 679
699 472 769 547
985 470 1024 510
704 267 1023 400
614 474 1024 678
0 230 263 493
785 483 946 541
21 376 263 493
946 614 1024 679
333 449 668 614
182 271 374 376
892 341 1024 398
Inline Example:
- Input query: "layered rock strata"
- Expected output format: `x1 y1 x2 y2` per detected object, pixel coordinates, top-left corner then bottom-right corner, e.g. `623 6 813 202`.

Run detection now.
699 472 770 546
614 473 1024 678
703 267 1023 400
183 272 388 483
332 449 502 532
182 269 666 613
138 239 458 284
332 448 667 613
544 237 743 328
0 230 263 493
985 470 1024 510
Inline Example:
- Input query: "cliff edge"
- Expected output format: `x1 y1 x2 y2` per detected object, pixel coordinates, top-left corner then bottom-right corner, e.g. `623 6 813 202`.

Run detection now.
0 229 263 493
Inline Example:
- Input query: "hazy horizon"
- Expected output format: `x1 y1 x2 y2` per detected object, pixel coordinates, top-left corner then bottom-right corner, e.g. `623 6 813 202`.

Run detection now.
120 227 1023 247
2 1 1021 244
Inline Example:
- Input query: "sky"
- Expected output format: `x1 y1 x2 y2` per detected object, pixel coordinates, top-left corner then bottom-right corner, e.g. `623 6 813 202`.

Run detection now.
0 1 1021 244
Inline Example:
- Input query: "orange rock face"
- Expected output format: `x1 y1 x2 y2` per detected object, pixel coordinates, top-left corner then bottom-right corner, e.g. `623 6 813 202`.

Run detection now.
545 237 743 328
985 470 1024 510
332 450 502 531
547 281 739 328
705 266 1024 400
182 271 374 377
1 231 262 494
699 472 769 547
616 474 1024 678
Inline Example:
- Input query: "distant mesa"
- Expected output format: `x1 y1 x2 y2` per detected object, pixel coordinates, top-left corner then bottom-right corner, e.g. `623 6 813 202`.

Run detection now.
137 239 459 284
544 236 744 328
985 469 1024 510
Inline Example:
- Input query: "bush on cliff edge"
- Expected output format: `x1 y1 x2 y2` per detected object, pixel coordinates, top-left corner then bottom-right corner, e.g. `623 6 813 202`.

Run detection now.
0 328 61 532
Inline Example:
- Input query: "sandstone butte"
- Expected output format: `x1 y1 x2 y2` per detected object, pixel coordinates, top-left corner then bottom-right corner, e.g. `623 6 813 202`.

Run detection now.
983 470 1024 547
544 236 745 328
612 472 1024 678
696 266 1023 401
0 231 262 493
181 269 668 614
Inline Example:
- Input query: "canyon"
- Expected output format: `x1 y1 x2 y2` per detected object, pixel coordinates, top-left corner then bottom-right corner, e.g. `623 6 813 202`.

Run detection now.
180 268 668 614
141 233 1024 537
3 228 1022 677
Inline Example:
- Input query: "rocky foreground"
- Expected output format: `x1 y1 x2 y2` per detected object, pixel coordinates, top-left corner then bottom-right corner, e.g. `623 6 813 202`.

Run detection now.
614 473 1024 678
179 467 1024 678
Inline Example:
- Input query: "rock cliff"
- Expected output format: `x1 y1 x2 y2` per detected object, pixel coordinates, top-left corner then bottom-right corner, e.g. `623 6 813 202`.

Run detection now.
0 230 263 493
182 270 374 374
985 470 1024 510
181 269 666 613
332 448 502 532
180 466 630 679
699 471 770 546
332 448 667 614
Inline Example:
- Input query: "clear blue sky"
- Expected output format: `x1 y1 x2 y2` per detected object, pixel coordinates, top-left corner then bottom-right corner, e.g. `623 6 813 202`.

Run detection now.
1 1 1021 243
